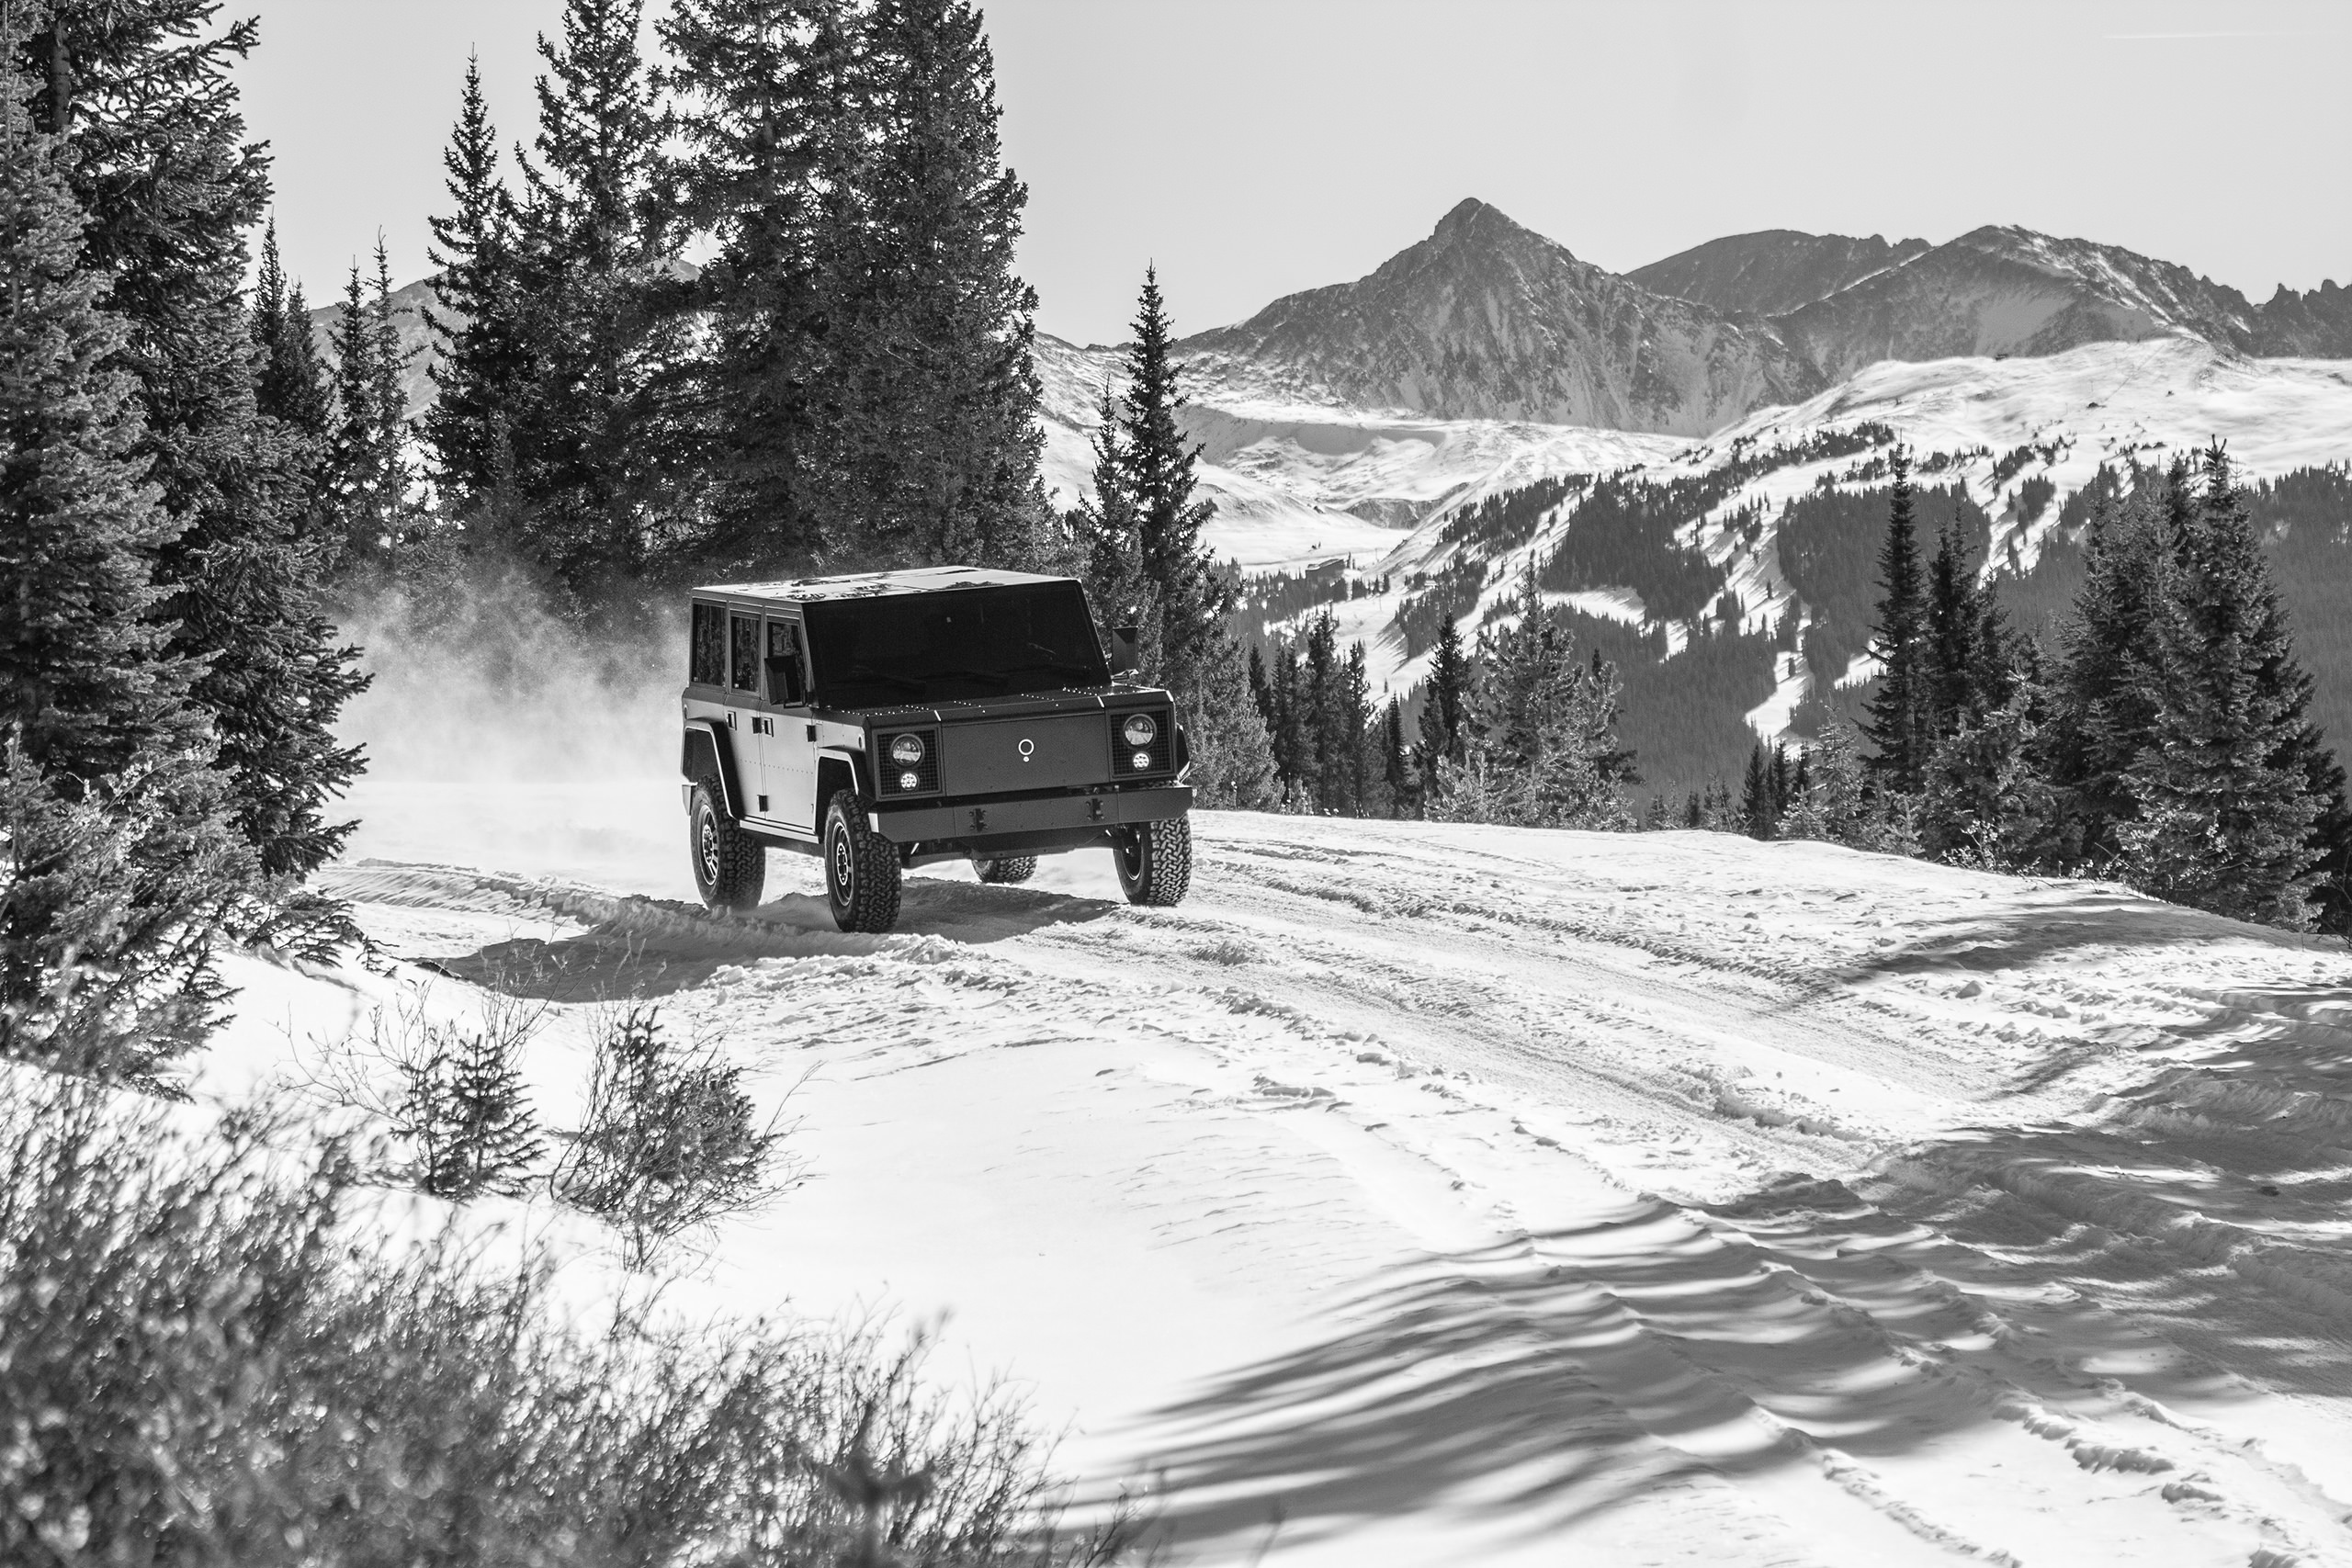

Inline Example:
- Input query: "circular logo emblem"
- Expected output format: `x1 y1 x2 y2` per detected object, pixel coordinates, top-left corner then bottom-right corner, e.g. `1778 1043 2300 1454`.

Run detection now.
1017 738 1035 760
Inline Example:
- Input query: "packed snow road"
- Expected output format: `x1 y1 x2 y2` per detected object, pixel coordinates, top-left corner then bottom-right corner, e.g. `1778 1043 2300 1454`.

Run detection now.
300 785 2352 1567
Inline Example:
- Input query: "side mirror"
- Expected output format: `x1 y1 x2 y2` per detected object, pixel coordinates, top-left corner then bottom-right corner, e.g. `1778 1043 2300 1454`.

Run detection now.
1108 626 1139 677
765 655 807 706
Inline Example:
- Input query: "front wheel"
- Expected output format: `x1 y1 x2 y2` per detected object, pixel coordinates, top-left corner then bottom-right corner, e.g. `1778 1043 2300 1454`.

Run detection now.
1113 816 1191 907
690 778 765 912
973 854 1037 886
823 789 902 933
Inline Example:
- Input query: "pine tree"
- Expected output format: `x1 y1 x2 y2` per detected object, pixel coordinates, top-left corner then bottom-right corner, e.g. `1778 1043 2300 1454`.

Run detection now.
422 52 530 537
1415 613 1469 797
2118 443 2327 926
0 52 250 1071
801 0 1047 569
31 0 367 899
2050 478 2173 864
1862 448 1930 792
507 0 687 596
1304 610 1340 811
1923 517 1985 738
1075 380 1150 653
1182 636 1278 810
1739 744 1777 840
1341 641 1373 815
1782 724 1871 847
1073 272 1269 802
1115 266 1225 702
429 1025 548 1199
1382 697 1414 818
661 0 849 574
326 243 418 563
1270 639 1307 804
1921 682 2062 870
1702 779 1734 831
252 220 329 438
1435 582 1633 829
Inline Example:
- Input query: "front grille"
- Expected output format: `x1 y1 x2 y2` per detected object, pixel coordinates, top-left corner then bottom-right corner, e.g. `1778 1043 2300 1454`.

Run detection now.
876 729 940 795
1109 709 1175 776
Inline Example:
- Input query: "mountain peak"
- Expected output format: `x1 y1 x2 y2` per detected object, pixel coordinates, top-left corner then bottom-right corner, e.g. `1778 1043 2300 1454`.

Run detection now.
1434 196 1499 232
1428 197 1562 253
1179 201 1810 432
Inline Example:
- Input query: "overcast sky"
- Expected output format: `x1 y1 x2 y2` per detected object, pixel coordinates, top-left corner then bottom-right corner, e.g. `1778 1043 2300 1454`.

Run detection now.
238 0 2350 344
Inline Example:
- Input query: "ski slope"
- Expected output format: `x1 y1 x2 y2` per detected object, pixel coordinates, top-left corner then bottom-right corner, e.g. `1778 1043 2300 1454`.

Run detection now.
191 768 2352 1568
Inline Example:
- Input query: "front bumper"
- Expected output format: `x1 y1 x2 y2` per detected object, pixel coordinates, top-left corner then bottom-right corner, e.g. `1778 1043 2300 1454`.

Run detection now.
872 785 1192 845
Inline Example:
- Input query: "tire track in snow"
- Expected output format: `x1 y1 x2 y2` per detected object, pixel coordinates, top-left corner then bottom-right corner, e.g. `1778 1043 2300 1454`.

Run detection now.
332 815 2352 1565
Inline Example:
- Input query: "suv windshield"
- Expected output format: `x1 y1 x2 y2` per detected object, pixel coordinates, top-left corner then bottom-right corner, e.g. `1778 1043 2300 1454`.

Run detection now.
803 581 1110 706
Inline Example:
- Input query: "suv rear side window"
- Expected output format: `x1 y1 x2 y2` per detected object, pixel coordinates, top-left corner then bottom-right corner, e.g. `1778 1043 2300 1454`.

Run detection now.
689 603 725 685
729 614 761 693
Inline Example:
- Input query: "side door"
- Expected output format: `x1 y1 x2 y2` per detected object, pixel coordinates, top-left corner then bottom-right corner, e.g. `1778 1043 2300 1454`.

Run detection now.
724 609 765 817
761 615 819 835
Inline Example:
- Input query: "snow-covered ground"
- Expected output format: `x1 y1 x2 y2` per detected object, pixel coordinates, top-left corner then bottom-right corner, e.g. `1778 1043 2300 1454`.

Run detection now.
187 756 2352 1567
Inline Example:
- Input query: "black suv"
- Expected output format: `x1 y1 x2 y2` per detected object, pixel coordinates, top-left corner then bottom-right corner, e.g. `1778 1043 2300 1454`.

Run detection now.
681 567 1193 931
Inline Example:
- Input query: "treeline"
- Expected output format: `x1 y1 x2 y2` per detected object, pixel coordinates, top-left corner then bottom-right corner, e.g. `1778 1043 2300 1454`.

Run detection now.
1752 446 2352 932
369 0 1276 800
322 0 1057 598
1250 581 1639 830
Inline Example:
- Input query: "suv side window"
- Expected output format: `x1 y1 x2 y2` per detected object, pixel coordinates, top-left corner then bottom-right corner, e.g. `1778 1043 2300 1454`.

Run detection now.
689 603 725 685
765 618 808 705
729 613 761 694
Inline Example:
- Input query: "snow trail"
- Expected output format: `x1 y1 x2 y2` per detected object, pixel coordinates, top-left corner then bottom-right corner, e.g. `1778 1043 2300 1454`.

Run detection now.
280 798 2352 1565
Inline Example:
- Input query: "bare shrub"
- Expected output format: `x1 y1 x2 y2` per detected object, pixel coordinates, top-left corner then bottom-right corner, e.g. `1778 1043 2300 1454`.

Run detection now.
551 1005 796 1268
0 1070 1143 1567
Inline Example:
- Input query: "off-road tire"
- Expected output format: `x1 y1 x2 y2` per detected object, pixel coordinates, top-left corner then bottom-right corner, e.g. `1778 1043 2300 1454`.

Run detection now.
973 854 1038 886
690 777 765 912
823 789 902 933
1114 815 1192 907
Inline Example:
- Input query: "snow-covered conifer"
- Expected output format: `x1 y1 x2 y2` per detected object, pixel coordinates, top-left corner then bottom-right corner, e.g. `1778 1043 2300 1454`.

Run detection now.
2118 444 2326 925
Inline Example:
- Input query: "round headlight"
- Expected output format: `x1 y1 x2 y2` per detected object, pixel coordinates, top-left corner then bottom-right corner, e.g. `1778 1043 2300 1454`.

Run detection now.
899 770 921 791
1121 714 1157 748
888 733 925 766
1132 750 1152 769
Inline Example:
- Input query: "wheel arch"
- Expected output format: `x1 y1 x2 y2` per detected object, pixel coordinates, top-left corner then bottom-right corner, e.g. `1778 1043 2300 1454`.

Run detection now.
683 720 745 818
815 749 865 822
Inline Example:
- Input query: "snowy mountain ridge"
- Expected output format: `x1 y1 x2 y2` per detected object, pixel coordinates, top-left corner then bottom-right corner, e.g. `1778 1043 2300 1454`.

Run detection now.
1036 200 2352 581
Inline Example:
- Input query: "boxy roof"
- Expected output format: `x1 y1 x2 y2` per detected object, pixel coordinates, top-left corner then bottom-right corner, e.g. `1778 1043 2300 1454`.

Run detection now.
693 566 1072 604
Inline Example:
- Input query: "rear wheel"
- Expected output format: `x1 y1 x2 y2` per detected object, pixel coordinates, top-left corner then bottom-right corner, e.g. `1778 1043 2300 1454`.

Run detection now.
690 777 765 912
973 854 1038 886
823 788 902 933
1113 816 1191 907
